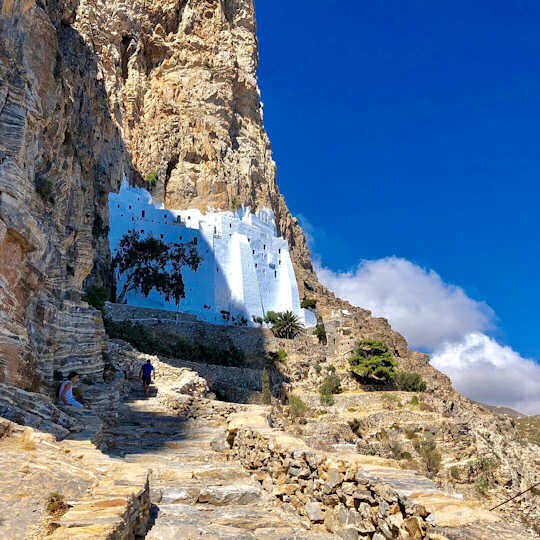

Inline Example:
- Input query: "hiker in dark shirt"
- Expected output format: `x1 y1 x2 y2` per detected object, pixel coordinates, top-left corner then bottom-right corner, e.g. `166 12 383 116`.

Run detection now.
139 359 155 396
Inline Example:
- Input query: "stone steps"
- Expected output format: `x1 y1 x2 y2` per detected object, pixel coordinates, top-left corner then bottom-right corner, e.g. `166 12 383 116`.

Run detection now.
99 389 325 539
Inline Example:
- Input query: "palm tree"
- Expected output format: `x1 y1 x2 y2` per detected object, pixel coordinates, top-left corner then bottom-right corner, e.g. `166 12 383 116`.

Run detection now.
271 311 303 339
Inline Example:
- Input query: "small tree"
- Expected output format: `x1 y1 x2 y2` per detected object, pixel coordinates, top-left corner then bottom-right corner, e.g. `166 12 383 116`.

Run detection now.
301 298 317 310
348 340 397 384
84 285 110 311
319 372 341 406
262 368 271 405
165 240 202 309
313 317 327 344
146 171 158 186
113 231 201 308
394 371 427 392
288 394 308 418
271 311 303 339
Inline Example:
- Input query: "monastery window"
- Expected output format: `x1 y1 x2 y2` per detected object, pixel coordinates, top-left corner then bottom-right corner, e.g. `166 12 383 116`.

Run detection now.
117 204 120 208
255 264 258 268
121 214 124 217
252 250 255 255
179 236 182 240
129 205 132 210
278 249 281 254
140 229 144 234
274 271 277 278
229 224 232 228
263 244 266 250
141 210 145 218
188 216 191 220
131 217 134 221
279 260 281 265
193 237 198 245
160 234 164 239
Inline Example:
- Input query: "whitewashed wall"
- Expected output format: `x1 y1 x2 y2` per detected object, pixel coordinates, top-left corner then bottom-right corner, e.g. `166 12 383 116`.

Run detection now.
109 181 317 327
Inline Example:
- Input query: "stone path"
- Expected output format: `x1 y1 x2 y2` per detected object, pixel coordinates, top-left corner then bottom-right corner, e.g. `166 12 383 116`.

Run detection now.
101 387 332 539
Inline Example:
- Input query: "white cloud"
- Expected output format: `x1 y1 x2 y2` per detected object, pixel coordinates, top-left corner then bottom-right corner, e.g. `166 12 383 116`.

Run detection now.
315 257 495 351
315 256 540 415
432 333 540 415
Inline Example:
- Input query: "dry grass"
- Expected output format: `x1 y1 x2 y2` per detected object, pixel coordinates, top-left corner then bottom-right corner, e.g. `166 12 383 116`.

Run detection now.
515 415 540 446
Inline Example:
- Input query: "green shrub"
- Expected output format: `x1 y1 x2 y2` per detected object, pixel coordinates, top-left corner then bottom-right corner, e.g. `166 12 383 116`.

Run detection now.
348 340 397 384
84 286 109 311
231 196 240 211
301 298 317 310
450 465 461 480
472 456 497 473
387 439 403 460
410 395 420 406
288 395 308 418
146 171 158 186
348 418 363 435
253 316 264 326
475 475 489 496
268 349 287 364
319 373 340 406
313 318 327 344
320 373 341 395
401 451 412 460
319 392 334 406
262 368 271 405
46 492 69 515
394 371 427 392
413 432 442 474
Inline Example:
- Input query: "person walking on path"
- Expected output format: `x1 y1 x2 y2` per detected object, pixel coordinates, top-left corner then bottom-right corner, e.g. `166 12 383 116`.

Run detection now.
59 372 84 408
139 359 155 396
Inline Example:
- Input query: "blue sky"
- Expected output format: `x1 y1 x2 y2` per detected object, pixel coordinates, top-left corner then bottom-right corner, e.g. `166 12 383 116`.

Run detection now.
254 1 540 412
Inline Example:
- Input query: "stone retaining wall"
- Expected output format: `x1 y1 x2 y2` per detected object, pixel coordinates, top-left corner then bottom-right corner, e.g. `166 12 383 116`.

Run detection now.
105 302 325 366
227 425 429 538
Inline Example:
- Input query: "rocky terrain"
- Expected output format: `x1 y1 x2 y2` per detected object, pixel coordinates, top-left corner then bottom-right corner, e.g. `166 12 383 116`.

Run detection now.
0 1 538 538
0 343 536 539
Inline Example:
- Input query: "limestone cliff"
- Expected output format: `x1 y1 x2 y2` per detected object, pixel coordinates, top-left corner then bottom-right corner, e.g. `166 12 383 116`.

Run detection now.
0 0 125 387
71 0 414 368
0 0 415 388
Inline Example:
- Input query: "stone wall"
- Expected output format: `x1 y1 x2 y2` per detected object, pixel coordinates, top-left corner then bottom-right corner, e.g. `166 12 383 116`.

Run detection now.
105 302 325 366
227 424 430 538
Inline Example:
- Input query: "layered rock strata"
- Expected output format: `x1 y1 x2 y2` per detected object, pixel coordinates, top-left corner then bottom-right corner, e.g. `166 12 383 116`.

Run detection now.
0 0 124 387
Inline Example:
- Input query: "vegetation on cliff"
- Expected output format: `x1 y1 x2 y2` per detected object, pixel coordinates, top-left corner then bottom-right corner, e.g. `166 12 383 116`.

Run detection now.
348 340 397 384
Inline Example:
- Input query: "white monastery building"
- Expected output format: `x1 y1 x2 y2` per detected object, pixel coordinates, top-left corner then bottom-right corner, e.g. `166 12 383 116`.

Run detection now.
109 181 317 328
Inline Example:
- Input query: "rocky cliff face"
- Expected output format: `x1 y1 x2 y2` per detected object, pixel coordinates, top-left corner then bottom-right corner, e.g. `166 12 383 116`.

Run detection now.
0 0 124 386
0 0 414 387
72 0 316 292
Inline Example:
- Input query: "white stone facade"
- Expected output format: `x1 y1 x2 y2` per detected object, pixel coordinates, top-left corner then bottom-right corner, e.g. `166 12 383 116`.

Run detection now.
108 181 317 328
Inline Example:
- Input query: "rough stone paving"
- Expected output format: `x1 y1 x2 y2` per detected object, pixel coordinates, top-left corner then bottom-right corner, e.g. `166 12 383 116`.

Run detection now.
0 349 534 539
